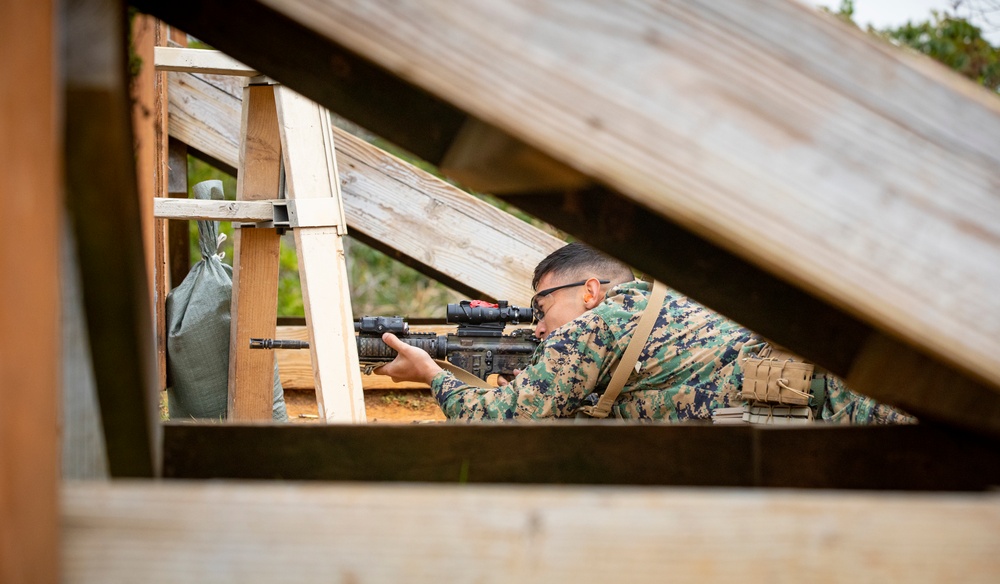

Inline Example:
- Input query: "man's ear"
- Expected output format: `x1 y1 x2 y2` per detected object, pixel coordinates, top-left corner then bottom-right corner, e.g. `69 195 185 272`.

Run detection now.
582 277 604 309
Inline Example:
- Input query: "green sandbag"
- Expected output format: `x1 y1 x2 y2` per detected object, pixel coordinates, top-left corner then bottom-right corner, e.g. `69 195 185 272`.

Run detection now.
165 179 287 421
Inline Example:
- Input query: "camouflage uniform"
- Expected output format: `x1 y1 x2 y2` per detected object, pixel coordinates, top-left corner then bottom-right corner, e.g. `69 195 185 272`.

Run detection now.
431 281 915 423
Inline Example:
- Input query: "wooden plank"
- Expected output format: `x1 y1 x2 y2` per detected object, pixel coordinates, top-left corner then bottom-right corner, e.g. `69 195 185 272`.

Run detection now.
165 423 753 485
62 481 1000 583
64 0 159 477
154 197 274 221
135 0 467 163
166 71 561 305
132 15 171 394
227 83 282 421
161 423 1000 490
274 85 365 422
1 0 60 578
154 46 257 76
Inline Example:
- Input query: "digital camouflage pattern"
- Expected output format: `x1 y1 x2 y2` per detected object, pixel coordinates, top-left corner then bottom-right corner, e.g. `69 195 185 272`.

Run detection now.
431 281 915 424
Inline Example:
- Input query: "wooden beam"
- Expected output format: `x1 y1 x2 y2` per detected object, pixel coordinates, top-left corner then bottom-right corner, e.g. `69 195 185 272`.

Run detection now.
1 0 60 579
274 85 366 422
63 482 1000 582
135 0 467 164
166 70 561 306
138 0 1000 435
154 46 257 76
227 83 282 421
64 0 159 477
162 423 1000 491
154 197 274 221
132 15 171 394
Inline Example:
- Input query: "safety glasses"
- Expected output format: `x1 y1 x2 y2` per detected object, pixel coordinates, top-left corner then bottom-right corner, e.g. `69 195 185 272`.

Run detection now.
530 279 609 321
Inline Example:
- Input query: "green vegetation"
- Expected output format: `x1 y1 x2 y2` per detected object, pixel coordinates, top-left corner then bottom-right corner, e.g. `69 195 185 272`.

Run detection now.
824 0 1000 92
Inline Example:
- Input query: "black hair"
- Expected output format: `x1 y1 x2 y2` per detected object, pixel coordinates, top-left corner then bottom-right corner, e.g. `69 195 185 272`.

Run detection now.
532 242 634 290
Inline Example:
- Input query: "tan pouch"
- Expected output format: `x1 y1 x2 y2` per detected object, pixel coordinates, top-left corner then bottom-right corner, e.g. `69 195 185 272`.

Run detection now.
741 345 814 406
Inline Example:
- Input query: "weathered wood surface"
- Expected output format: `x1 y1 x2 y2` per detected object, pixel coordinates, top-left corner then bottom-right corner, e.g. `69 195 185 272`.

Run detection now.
154 197 274 221
64 0 160 477
227 84 283 421
139 0 1000 436
162 423 1000 491
1 0 60 578
166 70 561 306
154 46 257 76
62 481 1000 584
274 85 366 422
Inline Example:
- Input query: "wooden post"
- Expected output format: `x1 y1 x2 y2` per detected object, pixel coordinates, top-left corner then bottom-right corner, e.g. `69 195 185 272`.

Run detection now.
227 82 282 420
133 14 170 393
1 0 60 579
274 86 365 422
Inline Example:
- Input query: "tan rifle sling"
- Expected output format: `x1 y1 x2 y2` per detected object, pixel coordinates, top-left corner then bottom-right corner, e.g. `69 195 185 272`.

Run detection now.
578 280 668 419
434 359 493 388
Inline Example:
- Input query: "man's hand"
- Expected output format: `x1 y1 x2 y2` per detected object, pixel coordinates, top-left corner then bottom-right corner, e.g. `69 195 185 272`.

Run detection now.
373 332 443 385
496 369 522 387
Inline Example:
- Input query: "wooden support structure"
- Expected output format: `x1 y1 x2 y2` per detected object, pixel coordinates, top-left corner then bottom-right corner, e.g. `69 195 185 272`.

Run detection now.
135 0 1000 437
13 0 1000 580
162 423 1000 491
65 0 159 477
165 68 562 305
63 481 1000 582
274 85 365 421
222 77 365 422
227 83 284 420
1 0 60 579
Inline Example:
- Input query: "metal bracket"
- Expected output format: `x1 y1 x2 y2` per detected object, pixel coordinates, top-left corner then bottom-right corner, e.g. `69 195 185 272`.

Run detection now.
237 199 347 234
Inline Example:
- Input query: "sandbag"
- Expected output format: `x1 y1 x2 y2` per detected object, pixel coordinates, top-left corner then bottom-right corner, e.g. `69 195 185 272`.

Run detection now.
165 179 287 421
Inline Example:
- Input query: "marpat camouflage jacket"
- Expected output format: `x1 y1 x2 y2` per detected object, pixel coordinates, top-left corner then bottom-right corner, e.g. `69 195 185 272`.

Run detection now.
430 281 914 424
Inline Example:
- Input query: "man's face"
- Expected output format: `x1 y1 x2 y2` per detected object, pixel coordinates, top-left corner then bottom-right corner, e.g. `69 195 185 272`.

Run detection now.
531 272 589 340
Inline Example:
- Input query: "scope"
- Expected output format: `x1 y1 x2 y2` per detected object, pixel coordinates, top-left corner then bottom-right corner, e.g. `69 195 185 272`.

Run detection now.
354 315 409 335
446 300 534 325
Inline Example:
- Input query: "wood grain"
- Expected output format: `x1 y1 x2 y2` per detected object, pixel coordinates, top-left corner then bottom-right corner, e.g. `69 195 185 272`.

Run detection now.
275 85 366 422
228 84 283 420
154 46 257 76
62 479 1000 583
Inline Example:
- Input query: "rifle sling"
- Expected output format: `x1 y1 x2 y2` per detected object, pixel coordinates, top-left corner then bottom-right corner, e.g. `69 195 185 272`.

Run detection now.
434 359 493 388
580 280 668 419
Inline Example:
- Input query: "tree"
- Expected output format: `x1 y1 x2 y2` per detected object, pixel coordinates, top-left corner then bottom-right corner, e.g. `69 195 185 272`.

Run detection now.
825 0 1000 92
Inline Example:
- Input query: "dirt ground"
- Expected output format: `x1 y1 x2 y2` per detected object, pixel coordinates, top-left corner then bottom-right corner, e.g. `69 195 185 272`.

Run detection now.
283 388 446 423
161 385 447 423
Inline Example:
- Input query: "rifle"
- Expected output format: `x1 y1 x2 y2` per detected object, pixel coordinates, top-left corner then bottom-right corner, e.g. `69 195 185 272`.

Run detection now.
355 300 539 381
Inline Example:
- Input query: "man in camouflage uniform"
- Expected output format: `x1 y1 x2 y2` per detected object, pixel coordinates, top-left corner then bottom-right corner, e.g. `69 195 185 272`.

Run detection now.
377 243 913 423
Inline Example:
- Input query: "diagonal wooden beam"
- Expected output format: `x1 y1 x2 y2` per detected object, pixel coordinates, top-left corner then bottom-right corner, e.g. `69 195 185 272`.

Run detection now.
165 70 561 306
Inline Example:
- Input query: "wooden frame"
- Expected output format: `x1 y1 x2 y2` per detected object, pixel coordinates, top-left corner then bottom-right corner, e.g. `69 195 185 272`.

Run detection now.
135 0 1000 437
165 67 562 306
